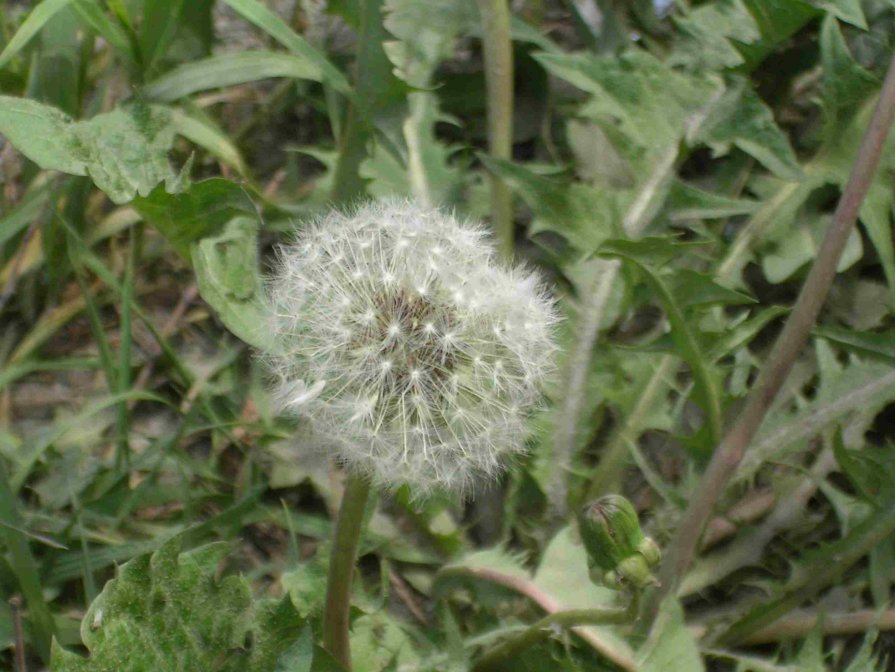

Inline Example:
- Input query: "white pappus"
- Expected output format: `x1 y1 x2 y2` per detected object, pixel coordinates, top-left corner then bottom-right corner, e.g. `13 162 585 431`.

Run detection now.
264 199 559 495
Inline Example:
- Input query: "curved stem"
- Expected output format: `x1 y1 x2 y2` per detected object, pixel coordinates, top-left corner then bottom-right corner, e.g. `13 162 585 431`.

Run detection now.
471 594 639 672
651 51 895 617
322 471 372 670
476 0 514 261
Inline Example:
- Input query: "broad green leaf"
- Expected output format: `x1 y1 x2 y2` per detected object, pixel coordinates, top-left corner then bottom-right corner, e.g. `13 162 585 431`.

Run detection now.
191 217 272 351
51 540 253 671
0 98 176 203
479 155 618 252
220 0 350 93
0 96 86 175
51 539 309 672
698 78 802 180
0 0 74 70
133 178 258 257
671 0 760 71
533 527 636 670
143 51 324 102
70 104 177 203
638 596 704 672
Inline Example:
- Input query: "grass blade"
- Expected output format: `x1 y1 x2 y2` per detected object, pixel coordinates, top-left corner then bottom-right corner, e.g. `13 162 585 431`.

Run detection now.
142 51 325 102
0 0 73 70
220 0 349 93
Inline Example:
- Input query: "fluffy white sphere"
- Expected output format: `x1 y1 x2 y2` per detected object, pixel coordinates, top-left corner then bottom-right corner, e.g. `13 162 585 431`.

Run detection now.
265 199 558 494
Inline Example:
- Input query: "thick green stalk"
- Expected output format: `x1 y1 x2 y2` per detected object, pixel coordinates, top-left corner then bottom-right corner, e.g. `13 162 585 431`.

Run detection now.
476 0 514 260
322 471 372 670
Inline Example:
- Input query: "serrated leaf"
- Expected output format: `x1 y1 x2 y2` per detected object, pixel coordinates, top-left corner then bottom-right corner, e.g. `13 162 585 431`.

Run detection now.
597 236 711 267
698 78 802 180
599 248 724 449
811 0 867 28
51 539 253 672
638 596 704 672
667 269 755 308
671 0 760 71
720 501 895 645
813 326 895 363
737 0 819 68
251 599 309 672
536 49 719 173
0 97 176 204
666 180 760 220
480 155 618 252
819 16 878 139
133 178 258 257
191 217 272 351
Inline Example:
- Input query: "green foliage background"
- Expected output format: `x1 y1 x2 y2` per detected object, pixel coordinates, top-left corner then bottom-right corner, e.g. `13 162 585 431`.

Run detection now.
1 0 895 669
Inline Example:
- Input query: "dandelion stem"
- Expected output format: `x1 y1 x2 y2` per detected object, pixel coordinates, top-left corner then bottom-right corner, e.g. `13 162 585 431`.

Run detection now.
651 51 895 618
322 471 372 670
476 0 514 260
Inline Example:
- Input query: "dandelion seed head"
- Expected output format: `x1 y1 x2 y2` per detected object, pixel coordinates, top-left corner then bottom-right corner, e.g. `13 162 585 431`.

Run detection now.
265 199 559 495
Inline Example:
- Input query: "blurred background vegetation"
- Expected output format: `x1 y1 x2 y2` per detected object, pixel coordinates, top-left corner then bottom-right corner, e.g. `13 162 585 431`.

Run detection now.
2 0 895 670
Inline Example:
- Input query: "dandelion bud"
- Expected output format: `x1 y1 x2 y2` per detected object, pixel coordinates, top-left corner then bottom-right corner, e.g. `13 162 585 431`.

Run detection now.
578 495 660 590
264 199 558 495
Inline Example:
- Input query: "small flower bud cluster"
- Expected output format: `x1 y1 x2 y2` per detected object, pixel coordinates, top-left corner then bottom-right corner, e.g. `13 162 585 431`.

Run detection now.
265 199 558 494
578 495 661 590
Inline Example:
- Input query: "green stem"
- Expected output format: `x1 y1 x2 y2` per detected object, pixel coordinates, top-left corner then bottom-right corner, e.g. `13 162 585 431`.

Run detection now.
322 471 372 670
472 594 639 672
476 0 514 261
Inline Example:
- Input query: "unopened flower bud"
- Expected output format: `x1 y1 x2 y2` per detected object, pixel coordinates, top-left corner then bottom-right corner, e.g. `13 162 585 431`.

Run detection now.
578 495 660 590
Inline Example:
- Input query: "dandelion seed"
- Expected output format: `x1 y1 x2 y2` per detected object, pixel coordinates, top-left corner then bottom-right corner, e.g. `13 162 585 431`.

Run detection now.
264 199 559 494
